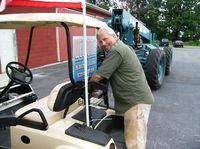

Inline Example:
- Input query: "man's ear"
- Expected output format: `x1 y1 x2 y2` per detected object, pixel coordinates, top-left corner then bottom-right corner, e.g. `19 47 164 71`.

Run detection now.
112 34 118 39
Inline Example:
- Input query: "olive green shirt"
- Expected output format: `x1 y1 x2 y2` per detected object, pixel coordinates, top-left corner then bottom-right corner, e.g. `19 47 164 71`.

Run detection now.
97 40 154 113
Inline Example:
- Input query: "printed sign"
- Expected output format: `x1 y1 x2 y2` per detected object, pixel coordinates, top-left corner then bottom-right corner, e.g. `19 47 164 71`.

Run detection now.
73 36 97 82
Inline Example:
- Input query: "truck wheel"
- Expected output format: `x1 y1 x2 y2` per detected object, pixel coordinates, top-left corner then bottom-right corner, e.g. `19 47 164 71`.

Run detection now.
144 49 166 90
163 47 173 75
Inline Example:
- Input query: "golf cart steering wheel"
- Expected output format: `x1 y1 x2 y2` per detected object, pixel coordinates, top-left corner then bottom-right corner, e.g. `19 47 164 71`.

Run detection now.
6 61 33 85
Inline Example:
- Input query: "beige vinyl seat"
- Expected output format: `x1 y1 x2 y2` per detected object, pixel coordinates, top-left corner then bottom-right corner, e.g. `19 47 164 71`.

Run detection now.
15 81 83 129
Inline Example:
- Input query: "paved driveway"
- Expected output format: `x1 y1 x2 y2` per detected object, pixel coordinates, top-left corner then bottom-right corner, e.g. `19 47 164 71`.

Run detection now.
147 47 200 149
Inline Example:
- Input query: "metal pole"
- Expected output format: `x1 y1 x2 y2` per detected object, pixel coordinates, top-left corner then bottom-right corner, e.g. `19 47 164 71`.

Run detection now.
82 0 90 127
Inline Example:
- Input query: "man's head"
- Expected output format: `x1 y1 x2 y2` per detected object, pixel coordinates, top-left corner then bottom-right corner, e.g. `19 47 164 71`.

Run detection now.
97 26 118 52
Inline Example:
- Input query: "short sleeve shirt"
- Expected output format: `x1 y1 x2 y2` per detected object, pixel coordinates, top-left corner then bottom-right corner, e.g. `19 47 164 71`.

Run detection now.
96 40 154 113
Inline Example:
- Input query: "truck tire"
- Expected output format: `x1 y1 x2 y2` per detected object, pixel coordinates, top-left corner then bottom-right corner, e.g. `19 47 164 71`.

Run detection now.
144 49 166 90
163 47 173 75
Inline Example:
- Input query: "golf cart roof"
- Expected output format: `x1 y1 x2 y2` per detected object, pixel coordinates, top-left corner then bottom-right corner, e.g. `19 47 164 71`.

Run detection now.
0 13 107 29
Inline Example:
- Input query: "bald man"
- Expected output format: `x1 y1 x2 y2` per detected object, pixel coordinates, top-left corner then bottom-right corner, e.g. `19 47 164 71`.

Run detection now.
91 26 154 149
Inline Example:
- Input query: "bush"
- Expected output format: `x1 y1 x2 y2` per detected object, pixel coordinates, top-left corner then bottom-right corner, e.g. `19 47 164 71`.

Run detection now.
185 41 200 46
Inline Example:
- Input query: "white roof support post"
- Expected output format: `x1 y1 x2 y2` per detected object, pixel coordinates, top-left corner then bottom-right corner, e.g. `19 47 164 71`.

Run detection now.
82 0 90 127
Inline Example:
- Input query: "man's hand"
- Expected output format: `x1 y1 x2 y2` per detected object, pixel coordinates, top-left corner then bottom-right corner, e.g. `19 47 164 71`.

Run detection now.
90 74 103 82
89 74 104 98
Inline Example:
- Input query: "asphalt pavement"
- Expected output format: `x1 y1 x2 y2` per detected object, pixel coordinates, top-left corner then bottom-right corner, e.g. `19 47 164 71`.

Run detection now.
147 47 200 149
0 47 200 149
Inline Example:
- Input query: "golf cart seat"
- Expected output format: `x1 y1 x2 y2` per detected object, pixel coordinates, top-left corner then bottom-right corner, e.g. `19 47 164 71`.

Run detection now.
15 81 82 128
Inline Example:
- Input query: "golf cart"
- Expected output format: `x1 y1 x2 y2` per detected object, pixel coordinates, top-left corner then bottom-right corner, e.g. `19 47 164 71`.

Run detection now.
0 13 126 149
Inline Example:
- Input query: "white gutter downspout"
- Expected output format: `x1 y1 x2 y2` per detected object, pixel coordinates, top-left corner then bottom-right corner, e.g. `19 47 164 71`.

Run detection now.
55 8 61 62
0 0 6 12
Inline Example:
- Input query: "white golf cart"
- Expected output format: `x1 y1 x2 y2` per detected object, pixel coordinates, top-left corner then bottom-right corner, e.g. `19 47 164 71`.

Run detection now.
0 13 126 149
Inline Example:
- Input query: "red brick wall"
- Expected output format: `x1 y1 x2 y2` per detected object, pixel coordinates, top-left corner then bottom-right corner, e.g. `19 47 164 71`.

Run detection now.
16 28 57 68
1 6 54 14
1 7 57 68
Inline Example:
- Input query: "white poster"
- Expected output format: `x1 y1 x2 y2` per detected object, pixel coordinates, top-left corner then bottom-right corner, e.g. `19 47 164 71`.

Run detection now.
73 36 97 81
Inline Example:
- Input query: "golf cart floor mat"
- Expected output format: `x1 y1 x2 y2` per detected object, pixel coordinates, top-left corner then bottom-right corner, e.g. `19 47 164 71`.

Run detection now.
96 115 126 149
65 123 111 146
72 107 106 126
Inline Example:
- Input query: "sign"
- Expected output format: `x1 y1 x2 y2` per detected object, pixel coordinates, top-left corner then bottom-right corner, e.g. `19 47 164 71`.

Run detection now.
73 36 97 81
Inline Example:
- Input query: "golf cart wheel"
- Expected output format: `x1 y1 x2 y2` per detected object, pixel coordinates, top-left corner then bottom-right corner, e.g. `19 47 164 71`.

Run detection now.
144 49 166 90
163 47 173 75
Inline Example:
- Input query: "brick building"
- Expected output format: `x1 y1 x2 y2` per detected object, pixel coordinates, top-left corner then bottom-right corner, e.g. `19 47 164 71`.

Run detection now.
0 3 110 73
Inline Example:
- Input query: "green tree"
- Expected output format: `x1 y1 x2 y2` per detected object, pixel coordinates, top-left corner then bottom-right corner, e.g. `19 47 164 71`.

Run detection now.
88 0 96 4
127 0 161 38
127 0 200 43
97 0 111 10
88 0 111 10
161 0 200 42
127 0 148 19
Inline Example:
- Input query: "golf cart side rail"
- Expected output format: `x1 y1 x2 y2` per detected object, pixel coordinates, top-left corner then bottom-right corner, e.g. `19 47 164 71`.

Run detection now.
0 108 48 130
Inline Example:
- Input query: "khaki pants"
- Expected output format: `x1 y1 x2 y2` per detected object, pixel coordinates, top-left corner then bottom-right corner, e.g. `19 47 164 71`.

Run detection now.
124 104 151 149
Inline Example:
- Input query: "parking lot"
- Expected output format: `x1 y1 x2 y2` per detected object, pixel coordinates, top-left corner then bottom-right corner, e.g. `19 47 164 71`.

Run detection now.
147 47 200 149
0 47 200 149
